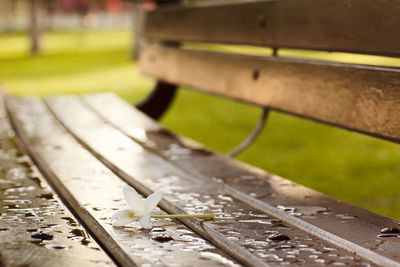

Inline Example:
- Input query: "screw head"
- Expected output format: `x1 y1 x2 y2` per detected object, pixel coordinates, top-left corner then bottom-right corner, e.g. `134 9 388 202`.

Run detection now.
258 15 267 28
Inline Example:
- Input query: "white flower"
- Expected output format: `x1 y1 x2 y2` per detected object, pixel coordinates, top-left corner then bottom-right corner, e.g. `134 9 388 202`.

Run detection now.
111 186 163 229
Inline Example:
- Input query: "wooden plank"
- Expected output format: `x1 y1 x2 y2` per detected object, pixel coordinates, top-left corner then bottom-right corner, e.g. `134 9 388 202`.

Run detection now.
83 92 400 265
46 95 382 266
6 96 239 267
0 97 114 267
140 45 400 143
84 92 400 265
144 0 400 57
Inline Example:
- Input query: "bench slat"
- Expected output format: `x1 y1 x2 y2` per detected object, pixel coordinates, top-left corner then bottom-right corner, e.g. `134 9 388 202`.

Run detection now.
83 93 400 266
45 94 380 266
144 0 400 57
0 97 114 267
140 45 400 143
6 96 238 267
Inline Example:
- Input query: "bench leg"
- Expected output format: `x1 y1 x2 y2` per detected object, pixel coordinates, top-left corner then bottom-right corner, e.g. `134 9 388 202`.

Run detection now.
136 81 177 120
229 107 269 157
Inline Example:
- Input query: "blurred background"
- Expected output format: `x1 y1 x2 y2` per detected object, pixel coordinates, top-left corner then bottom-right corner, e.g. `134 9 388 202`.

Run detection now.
1 0 399 219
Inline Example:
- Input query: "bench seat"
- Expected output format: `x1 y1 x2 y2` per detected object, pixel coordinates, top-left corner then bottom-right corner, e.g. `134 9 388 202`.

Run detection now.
0 97 114 267
2 92 399 266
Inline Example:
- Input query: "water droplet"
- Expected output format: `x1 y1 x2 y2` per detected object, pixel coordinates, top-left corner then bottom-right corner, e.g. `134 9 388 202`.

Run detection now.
5 186 35 193
238 219 271 225
275 244 294 250
46 244 70 250
294 206 328 216
151 228 166 232
277 205 296 212
3 199 32 205
81 239 91 245
38 193 54 200
61 217 78 226
336 214 356 220
338 256 354 260
152 235 174 243
380 227 400 234
31 230 53 240
267 233 290 242
249 213 269 218
377 233 399 238
257 252 284 262
331 262 346 266
217 195 233 202
286 249 300 255
70 228 86 238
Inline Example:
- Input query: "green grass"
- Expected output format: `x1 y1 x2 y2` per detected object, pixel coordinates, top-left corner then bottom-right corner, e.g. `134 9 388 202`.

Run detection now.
1 29 399 219
0 30 154 100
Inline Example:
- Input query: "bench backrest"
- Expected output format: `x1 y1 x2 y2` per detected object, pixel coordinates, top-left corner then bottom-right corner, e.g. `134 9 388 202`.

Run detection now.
139 0 400 143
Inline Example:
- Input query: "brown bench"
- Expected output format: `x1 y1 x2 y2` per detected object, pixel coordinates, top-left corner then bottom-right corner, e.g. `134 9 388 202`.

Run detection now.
1 0 400 266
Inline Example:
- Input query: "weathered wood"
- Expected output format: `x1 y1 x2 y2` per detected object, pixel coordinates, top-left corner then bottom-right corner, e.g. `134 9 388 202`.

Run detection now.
0 97 114 266
144 0 400 57
83 92 400 266
140 45 400 143
6 96 239 267
46 94 383 266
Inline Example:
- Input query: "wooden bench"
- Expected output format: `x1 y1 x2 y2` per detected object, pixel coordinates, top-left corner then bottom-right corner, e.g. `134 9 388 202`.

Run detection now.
2 0 400 266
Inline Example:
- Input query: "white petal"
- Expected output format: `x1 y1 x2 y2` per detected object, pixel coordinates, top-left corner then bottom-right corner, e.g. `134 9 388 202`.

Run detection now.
111 210 135 226
145 191 163 213
123 186 145 212
139 214 152 229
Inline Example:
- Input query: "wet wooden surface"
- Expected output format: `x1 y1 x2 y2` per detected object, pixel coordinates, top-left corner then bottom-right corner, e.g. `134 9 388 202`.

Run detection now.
84 93 400 263
5 96 240 267
140 45 400 143
43 94 389 266
0 98 114 266
144 0 400 57
83 93 400 265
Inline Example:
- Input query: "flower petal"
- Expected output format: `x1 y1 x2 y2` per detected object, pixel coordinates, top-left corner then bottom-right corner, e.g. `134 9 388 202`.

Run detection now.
111 209 135 226
123 186 145 212
139 213 152 229
145 191 163 213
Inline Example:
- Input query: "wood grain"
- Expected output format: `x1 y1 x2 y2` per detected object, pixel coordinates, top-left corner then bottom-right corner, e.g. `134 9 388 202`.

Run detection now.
6 96 237 267
46 94 379 266
83 92 400 265
0 98 114 267
140 45 400 143
144 0 400 57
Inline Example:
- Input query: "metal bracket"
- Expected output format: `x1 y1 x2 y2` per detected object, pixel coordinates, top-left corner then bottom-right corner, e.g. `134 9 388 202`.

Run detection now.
228 108 269 157
136 81 177 120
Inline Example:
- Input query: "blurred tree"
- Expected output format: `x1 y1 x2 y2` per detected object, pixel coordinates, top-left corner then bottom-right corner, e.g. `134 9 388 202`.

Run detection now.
42 0 58 30
4 0 18 32
29 0 40 54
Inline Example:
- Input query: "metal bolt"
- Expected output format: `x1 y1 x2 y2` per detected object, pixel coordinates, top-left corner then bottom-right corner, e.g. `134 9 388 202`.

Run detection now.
253 69 260 80
258 15 267 28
